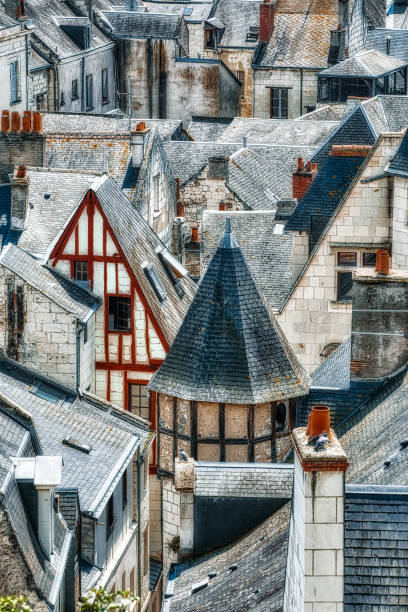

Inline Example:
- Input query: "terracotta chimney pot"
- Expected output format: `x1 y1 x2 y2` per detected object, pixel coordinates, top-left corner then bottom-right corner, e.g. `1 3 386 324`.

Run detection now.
32 112 42 133
177 201 185 217
307 405 333 442
1 110 10 132
297 157 304 171
218 201 226 211
376 249 390 275
136 121 146 131
191 227 199 242
22 110 32 133
16 165 26 179
11 111 20 132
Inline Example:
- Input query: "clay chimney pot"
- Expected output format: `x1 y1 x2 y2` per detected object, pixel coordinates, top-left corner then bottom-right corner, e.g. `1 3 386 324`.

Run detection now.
191 227 199 242
32 112 42 133
22 110 32 133
136 121 146 131
297 157 304 171
11 111 20 132
376 249 390 275
1 110 10 132
218 201 226 211
307 405 333 442
16 165 26 179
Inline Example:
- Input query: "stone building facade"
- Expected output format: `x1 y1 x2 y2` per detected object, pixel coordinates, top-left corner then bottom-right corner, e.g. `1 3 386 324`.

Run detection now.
0 11 30 111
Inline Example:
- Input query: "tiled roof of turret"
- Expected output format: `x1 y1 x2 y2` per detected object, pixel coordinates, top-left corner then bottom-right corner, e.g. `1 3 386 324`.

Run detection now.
148 219 309 403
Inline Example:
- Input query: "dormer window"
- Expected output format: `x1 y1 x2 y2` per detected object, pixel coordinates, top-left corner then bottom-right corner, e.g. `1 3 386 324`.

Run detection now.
153 174 160 214
142 262 167 303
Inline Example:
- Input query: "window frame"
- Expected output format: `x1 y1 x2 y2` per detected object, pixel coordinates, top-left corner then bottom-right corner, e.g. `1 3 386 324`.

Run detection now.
270 87 288 119
106 494 115 540
128 383 150 420
74 260 88 282
86 74 94 111
71 79 79 101
108 295 132 333
337 271 353 302
337 251 357 267
362 252 376 267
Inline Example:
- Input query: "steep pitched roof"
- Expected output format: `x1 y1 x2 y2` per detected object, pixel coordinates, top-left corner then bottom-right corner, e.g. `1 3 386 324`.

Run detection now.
344 485 408 610
201 210 294 311
149 220 309 403
166 503 290 612
142 1 212 22
218 118 339 146
310 337 351 390
211 0 262 48
98 9 183 39
0 353 152 516
254 1 338 68
387 127 408 177
187 117 232 141
365 27 408 62
83 176 197 346
285 150 367 250
319 49 407 78
0 243 100 323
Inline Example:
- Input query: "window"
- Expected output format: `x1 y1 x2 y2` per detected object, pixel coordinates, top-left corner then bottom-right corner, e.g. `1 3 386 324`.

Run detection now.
337 271 353 302
183 6 193 15
276 402 287 432
122 469 128 508
143 263 167 302
106 495 115 539
108 296 131 332
31 381 67 404
35 93 46 110
237 70 245 93
363 252 376 267
10 60 19 104
72 79 78 100
270 88 288 119
130 568 135 594
121 571 126 591
83 322 88 345
153 174 160 214
102 68 109 103
128 383 150 420
74 261 88 282
205 28 218 49
86 74 93 110
337 252 357 267
60 91 65 107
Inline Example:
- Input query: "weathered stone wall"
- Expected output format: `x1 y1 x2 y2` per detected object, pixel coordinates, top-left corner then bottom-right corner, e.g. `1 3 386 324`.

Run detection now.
0 131 44 183
218 48 253 117
162 477 181 576
30 68 49 110
0 26 29 112
392 175 408 270
278 135 400 373
253 67 320 119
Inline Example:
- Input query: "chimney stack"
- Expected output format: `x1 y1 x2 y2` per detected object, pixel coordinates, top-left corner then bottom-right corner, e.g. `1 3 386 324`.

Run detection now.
350 265 408 380
292 157 318 200
259 0 274 43
130 122 148 169
175 177 185 217
11 165 30 231
174 457 195 558
284 411 348 611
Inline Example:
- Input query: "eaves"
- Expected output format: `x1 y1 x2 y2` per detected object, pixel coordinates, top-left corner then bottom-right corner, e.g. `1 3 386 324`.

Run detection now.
59 41 115 63
279 138 381 314
252 64 327 71
320 65 408 79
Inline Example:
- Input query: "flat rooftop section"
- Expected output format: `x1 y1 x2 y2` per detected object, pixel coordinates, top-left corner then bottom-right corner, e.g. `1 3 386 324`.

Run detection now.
195 461 293 499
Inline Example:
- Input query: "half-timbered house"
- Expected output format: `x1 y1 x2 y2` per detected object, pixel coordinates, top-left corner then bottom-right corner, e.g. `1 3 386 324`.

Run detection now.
48 175 196 460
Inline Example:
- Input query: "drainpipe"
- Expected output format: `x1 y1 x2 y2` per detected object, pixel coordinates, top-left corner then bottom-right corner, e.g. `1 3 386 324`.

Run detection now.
81 56 85 113
251 67 255 117
136 447 142 606
76 321 83 396
25 30 29 108
299 67 303 117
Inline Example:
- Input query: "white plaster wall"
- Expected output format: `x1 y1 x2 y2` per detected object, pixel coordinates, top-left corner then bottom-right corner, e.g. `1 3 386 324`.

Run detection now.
0 27 28 111
80 314 95 393
162 478 181 576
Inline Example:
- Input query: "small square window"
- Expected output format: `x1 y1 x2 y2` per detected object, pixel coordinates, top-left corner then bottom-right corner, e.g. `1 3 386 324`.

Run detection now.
108 296 131 332
74 261 88 282
362 252 376 267
128 383 150 419
337 252 357 267
143 263 167 303
337 271 353 302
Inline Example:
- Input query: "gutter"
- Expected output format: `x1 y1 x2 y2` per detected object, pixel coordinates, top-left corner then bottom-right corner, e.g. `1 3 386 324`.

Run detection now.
76 319 83 396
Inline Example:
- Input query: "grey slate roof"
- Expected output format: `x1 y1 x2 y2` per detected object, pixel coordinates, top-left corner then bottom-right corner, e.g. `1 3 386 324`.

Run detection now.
83 175 196 346
166 502 290 612
0 411 28 488
211 0 261 48
25 0 113 59
9 168 100 260
255 2 338 68
163 142 241 185
218 118 339 147
340 370 408 486
201 210 294 311
194 462 293 499
365 27 408 63
142 1 212 22
0 353 152 516
319 49 407 78
187 117 232 142
310 337 351 390
227 145 316 208
98 9 182 39
149 220 309 403
344 485 408 610
0 12 19 29
387 127 408 177
0 244 100 323
299 104 349 121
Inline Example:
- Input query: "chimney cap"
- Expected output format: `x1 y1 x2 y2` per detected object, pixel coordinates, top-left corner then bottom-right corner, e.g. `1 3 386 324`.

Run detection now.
291 428 348 472
34 456 63 487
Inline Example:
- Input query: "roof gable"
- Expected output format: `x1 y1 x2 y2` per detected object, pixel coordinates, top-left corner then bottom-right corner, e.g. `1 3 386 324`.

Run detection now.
149 220 309 403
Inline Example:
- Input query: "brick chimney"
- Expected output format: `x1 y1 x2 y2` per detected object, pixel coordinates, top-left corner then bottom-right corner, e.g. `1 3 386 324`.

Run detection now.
284 410 348 611
259 0 274 43
174 457 195 558
5 0 25 18
11 165 30 231
350 264 408 380
329 144 372 157
292 158 318 200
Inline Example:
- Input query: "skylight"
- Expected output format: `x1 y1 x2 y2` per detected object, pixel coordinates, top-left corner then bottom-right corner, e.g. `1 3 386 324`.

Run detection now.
31 381 67 404
142 262 167 303
183 7 193 16
156 246 188 278
62 438 92 454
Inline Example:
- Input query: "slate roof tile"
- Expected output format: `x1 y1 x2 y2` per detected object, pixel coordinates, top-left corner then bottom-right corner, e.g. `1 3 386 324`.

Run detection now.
365 28 408 63
311 337 351 389
98 9 182 39
387 127 408 177
149 220 309 403
211 0 262 48
319 49 407 78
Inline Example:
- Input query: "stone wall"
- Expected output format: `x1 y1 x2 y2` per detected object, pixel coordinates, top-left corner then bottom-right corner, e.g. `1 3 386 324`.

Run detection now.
218 48 253 117
162 478 181 577
392 175 408 270
30 69 49 111
253 67 320 119
0 131 44 183
278 135 400 373
0 26 28 112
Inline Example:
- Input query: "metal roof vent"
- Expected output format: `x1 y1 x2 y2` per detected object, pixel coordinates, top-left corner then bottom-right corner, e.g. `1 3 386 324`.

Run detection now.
62 438 92 454
229 563 238 572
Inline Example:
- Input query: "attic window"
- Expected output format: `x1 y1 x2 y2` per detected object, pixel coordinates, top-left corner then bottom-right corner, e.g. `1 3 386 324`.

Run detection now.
183 7 193 16
142 262 167 303
62 438 92 454
246 26 259 42
156 247 186 299
31 382 67 404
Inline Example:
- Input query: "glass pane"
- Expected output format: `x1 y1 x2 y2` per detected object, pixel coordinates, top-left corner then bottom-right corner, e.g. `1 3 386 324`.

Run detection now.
362 252 376 267
337 272 353 301
337 252 357 266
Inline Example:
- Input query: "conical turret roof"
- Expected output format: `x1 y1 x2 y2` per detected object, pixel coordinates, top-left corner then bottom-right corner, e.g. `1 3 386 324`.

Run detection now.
148 219 309 403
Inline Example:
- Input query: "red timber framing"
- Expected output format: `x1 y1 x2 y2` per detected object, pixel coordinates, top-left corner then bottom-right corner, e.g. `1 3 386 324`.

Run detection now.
50 189 165 467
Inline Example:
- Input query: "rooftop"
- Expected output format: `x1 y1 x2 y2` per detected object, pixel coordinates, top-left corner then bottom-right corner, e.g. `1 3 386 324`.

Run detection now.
365 27 408 63
210 0 262 49
319 49 407 78
0 243 100 323
187 117 232 142
149 220 309 403
97 9 184 39
310 337 351 390
387 127 408 177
